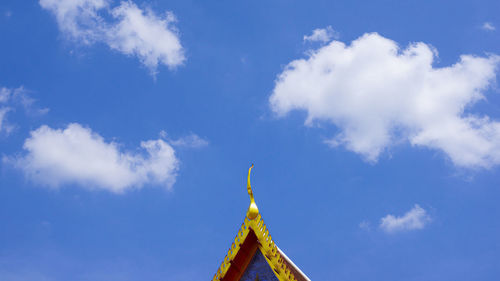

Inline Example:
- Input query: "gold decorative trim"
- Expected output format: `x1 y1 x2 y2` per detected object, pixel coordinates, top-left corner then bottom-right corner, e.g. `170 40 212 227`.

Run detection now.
211 213 298 281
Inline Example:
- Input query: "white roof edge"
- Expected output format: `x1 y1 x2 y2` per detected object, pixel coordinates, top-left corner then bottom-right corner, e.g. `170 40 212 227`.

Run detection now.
276 247 312 281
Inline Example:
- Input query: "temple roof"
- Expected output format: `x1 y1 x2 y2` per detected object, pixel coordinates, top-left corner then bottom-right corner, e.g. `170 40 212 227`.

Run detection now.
211 165 311 281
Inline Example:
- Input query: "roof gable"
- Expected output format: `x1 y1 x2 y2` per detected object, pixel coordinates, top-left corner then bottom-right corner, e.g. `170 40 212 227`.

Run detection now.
211 165 310 281
212 214 302 281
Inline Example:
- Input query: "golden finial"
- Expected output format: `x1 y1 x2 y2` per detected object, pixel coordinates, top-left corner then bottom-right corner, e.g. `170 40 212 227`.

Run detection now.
247 164 259 220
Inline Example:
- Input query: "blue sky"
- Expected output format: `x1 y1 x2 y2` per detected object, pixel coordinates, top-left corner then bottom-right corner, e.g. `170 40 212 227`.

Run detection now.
1 0 500 280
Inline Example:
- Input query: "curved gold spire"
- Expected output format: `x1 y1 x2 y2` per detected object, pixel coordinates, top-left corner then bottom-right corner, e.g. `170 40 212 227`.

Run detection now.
247 164 259 220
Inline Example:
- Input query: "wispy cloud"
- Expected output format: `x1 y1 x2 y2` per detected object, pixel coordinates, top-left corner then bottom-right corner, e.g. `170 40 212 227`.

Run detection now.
0 86 48 134
358 220 371 231
39 0 185 75
379 205 431 233
5 123 179 193
270 32 500 169
303 26 337 43
165 132 209 149
482 22 495 31
0 107 12 134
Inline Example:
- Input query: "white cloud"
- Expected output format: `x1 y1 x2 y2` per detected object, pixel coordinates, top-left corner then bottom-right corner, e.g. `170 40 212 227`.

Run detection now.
380 204 431 233
6 123 179 193
39 0 109 44
107 2 184 72
270 32 500 168
0 86 48 134
482 22 495 31
39 0 185 74
303 26 337 43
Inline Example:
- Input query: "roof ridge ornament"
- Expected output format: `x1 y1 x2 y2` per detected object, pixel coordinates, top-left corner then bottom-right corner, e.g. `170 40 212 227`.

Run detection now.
247 164 259 220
